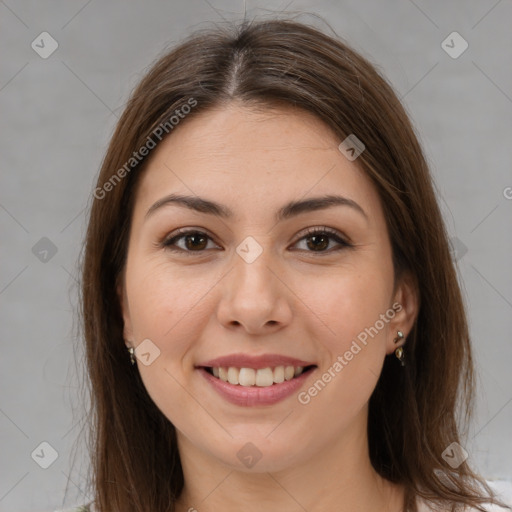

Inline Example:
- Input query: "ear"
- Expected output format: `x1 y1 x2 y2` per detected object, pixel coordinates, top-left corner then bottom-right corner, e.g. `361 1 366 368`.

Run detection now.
385 271 419 355
117 281 134 347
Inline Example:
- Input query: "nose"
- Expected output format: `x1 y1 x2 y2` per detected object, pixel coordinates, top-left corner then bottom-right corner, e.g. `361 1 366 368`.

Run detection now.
215 247 293 335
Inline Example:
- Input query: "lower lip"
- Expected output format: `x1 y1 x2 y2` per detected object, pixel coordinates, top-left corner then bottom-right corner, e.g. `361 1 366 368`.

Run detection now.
198 367 316 407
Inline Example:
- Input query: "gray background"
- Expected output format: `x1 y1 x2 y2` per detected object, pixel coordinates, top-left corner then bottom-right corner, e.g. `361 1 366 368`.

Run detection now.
1 1 511 511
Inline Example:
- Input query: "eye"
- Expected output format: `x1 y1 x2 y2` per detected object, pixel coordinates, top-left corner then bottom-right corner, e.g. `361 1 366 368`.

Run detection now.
292 226 352 253
161 226 352 255
161 229 220 253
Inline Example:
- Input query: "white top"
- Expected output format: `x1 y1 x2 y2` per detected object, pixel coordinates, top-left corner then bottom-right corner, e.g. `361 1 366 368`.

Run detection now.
416 479 512 511
55 500 510 512
416 496 510 511
55 481 512 512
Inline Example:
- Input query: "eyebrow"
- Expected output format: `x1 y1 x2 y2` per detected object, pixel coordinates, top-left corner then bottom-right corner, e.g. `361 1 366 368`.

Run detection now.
145 193 368 222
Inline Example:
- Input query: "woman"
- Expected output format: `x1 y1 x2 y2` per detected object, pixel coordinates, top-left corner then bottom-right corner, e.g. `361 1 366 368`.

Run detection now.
72 17 510 512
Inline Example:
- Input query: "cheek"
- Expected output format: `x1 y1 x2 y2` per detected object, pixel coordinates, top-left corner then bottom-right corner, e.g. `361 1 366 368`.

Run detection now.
296 269 392 414
297 265 393 345
296 274 391 421
125 256 211 342
124 260 212 425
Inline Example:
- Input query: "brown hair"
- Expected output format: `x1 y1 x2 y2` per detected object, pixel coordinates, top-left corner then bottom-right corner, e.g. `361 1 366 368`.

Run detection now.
78 16 509 512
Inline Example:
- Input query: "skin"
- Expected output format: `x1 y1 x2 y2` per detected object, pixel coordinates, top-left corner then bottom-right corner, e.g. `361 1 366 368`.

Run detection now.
119 102 419 512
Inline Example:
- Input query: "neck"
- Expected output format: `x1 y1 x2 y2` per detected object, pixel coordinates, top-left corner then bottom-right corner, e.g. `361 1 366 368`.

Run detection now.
174 408 405 512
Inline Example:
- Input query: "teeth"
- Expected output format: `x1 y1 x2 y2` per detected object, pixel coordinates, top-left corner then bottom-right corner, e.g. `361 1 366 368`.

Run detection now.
239 368 255 387
255 368 274 387
227 367 239 385
284 366 295 381
273 365 285 383
210 365 307 387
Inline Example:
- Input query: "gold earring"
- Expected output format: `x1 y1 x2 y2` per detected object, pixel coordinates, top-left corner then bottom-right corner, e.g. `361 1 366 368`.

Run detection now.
394 346 405 366
393 330 405 366
127 346 136 365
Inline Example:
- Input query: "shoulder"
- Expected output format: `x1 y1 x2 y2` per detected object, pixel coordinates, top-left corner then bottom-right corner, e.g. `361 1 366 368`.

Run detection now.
415 479 512 511
416 496 511 511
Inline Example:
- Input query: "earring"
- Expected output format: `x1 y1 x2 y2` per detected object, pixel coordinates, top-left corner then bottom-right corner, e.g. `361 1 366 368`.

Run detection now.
393 330 405 366
394 346 405 366
127 346 136 365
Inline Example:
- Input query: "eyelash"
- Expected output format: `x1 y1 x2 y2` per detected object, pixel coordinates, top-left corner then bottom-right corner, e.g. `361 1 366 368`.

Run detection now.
160 226 352 255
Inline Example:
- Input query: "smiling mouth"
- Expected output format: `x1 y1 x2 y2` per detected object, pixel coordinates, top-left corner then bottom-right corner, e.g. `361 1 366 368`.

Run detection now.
202 365 317 387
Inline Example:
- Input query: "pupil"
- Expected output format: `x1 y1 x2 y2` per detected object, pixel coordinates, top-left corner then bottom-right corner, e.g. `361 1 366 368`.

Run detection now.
186 233 207 250
307 234 328 251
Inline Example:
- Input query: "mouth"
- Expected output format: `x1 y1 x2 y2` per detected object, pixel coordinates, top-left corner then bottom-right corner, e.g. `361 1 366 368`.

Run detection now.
201 364 317 387
196 354 318 406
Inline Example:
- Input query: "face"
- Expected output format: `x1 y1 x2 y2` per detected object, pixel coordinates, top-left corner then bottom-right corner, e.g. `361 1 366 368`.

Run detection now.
119 102 417 473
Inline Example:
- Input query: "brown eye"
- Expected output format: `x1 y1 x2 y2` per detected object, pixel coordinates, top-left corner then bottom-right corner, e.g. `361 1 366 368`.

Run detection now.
293 227 351 253
161 227 351 255
183 232 208 250
162 230 217 252
305 233 330 251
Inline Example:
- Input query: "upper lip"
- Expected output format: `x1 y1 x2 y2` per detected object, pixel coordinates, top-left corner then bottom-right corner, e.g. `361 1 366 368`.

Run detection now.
198 353 316 369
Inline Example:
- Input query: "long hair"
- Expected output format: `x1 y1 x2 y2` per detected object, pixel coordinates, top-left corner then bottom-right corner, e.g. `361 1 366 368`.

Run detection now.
79 17 509 512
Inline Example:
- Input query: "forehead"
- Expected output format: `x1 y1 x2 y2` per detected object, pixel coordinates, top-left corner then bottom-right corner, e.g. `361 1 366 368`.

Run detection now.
133 103 382 223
